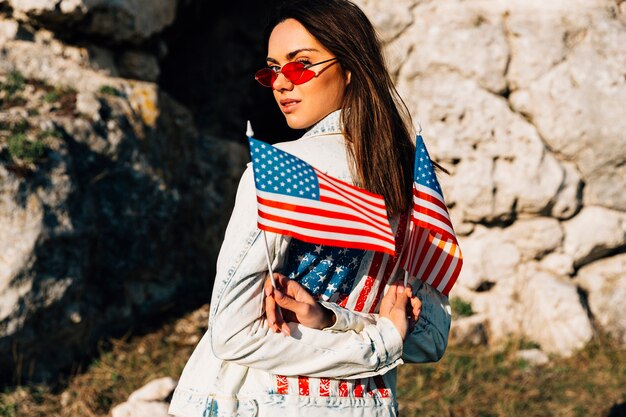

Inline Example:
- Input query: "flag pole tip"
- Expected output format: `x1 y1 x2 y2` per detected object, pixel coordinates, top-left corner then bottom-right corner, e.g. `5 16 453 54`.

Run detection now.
246 120 254 138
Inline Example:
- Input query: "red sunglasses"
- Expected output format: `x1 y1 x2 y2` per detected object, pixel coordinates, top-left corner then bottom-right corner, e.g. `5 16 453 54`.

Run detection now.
255 58 338 88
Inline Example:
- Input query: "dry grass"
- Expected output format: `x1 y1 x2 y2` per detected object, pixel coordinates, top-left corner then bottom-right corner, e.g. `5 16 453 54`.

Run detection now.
397 338 626 417
1 305 625 417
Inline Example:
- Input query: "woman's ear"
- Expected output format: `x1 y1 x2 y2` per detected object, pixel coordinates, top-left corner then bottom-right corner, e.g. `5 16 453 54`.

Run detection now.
345 70 351 85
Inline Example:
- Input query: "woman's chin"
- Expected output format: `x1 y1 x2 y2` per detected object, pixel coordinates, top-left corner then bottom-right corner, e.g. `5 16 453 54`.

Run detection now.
284 115 312 130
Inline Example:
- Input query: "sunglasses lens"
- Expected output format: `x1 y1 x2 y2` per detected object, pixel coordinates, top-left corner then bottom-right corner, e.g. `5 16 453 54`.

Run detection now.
255 69 276 87
281 61 306 84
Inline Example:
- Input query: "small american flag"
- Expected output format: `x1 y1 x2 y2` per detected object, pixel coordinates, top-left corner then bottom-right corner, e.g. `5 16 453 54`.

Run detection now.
401 135 463 295
248 137 396 255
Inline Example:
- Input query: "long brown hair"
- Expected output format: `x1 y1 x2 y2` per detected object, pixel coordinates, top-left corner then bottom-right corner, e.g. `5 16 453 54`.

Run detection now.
265 0 416 215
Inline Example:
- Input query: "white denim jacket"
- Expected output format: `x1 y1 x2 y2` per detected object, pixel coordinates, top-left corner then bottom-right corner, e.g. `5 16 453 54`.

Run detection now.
169 111 451 417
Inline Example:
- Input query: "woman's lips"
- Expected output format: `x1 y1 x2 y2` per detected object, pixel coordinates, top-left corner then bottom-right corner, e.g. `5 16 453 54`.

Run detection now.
280 99 300 113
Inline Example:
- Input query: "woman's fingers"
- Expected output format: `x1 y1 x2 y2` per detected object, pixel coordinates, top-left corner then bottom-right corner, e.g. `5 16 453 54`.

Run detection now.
393 284 409 314
264 273 285 333
380 283 398 315
410 294 422 321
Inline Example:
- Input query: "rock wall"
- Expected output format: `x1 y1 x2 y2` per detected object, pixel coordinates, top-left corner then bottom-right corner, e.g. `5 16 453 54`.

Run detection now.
0 0 624 384
0 0 251 383
355 0 625 356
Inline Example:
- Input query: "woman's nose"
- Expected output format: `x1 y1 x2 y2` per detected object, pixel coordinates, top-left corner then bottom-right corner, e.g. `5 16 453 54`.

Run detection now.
272 72 294 91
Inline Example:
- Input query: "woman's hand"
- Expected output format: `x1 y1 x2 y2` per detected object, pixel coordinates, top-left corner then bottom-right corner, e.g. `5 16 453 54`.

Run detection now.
264 273 335 336
379 283 422 340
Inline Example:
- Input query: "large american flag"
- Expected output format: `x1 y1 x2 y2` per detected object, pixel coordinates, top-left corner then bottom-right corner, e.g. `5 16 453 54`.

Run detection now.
248 137 396 256
400 135 463 295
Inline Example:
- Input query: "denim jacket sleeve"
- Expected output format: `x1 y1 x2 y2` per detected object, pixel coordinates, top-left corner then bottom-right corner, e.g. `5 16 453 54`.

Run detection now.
208 166 405 379
320 281 451 363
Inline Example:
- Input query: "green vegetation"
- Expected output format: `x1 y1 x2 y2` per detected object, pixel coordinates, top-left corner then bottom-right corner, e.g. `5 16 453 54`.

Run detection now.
37 129 63 140
42 91 60 103
0 306 624 417
8 133 45 163
0 71 25 97
451 297 474 318
98 85 122 97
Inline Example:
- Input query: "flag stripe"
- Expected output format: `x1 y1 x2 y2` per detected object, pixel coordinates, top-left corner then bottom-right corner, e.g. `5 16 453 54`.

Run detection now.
258 222 396 255
256 209 395 247
442 252 463 294
257 211 395 249
317 169 387 205
431 242 460 291
368 214 409 314
250 137 396 256
401 135 463 295
257 197 394 241
321 187 391 230
412 191 453 228
413 212 457 239
354 252 384 312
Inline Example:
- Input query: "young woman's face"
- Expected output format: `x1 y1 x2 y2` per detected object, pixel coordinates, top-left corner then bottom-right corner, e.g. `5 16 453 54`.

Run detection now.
267 18 349 130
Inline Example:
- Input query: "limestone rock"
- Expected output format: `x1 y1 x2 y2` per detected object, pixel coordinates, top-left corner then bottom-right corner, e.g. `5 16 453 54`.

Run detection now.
354 0 414 43
449 314 488 346
398 71 569 223
520 267 593 356
539 252 575 277
0 65 249 383
117 51 160 82
516 349 550 366
398 0 509 94
562 206 626 268
0 16 19 44
468 274 525 345
8 0 177 42
502 217 564 261
455 218 564 292
128 377 177 402
508 7 626 211
111 401 170 417
455 225 521 291
111 377 176 417
550 161 583 220
576 254 626 344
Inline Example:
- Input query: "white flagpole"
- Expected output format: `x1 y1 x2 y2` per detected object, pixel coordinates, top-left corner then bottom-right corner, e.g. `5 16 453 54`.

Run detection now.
263 231 277 289
247 120 277 289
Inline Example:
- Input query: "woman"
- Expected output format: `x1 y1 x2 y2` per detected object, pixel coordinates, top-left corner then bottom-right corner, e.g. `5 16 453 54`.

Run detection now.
169 1 451 416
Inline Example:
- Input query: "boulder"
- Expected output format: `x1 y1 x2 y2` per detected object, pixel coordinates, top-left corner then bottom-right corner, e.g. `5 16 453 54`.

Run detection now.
519 267 593 356
0 37 248 382
562 206 626 268
516 349 550 366
128 377 177 402
398 71 574 224
508 6 626 211
8 0 177 42
397 0 509 94
576 254 626 344
448 314 488 346
111 377 176 417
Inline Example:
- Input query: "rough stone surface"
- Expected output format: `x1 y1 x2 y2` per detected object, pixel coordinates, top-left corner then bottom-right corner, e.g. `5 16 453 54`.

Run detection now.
111 401 170 417
128 377 177 402
519 267 594 356
0 0 624 386
111 377 176 417
0 29 249 383
516 349 550 366
448 314 488 346
8 0 177 42
576 254 626 343
562 206 626 268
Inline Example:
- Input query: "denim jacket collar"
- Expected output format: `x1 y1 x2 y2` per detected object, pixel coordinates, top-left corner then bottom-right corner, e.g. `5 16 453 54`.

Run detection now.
302 109 342 138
